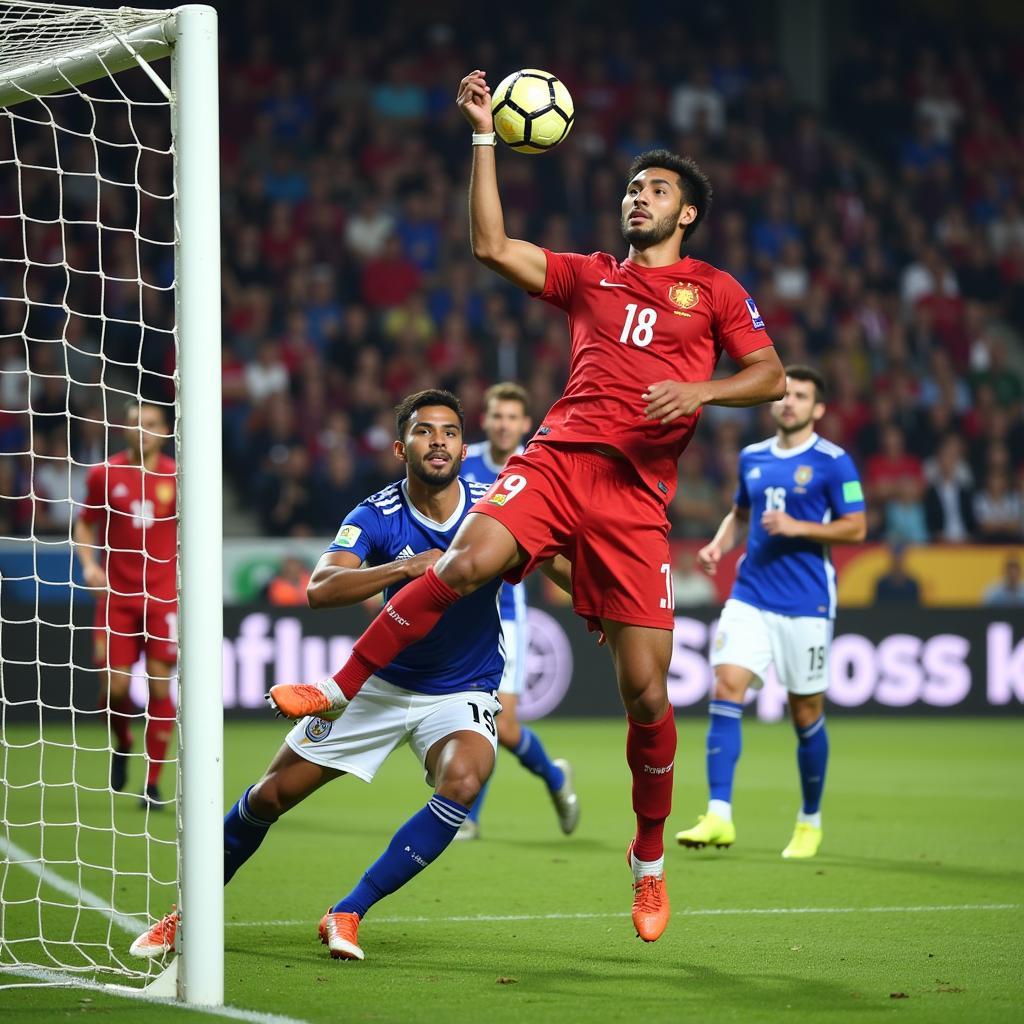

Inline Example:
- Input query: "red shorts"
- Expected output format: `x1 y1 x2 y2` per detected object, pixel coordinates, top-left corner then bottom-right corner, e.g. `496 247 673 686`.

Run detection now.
93 593 178 668
472 443 674 630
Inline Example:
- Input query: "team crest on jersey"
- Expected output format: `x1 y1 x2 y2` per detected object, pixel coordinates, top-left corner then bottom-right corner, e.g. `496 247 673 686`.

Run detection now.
714 630 726 652
156 481 174 505
305 717 333 742
487 492 508 506
794 465 814 486
669 282 700 316
334 524 362 548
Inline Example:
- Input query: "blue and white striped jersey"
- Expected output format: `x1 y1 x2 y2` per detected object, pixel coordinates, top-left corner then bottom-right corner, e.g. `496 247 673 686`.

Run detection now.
731 433 865 619
461 441 526 625
326 477 502 695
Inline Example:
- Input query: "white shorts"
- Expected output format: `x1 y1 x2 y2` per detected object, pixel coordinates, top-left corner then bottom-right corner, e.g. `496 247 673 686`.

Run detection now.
498 617 526 696
711 598 833 696
285 675 501 786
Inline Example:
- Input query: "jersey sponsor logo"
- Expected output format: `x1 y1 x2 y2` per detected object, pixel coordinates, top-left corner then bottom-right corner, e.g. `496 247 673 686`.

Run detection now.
747 467 762 480
487 492 509 506
113 483 129 498
668 281 700 313
334 524 362 548
304 716 333 742
843 480 864 502
643 760 674 774
599 278 628 288
794 465 814 486
744 297 766 330
156 481 174 505
396 545 415 560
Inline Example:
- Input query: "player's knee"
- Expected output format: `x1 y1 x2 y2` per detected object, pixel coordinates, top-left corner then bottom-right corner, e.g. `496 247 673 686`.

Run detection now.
713 673 748 704
247 777 288 821
435 548 494 595
619 673 670 722
436 760 487 808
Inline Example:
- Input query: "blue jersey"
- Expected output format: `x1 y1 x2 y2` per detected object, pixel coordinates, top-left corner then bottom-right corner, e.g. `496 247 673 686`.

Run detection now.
731 433 865 619
461 441 526 625
327 477 502 695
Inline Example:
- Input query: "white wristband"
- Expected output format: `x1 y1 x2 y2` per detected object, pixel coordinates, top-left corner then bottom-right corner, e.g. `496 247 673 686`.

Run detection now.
472 132 497 147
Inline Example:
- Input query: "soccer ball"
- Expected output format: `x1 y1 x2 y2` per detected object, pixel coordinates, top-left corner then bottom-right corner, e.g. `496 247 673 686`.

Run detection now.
491 69 574 154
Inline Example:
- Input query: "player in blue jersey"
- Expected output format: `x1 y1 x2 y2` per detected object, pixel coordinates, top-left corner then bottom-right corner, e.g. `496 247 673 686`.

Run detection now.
675 366 866 859
457 382 579 841
129 389 572 962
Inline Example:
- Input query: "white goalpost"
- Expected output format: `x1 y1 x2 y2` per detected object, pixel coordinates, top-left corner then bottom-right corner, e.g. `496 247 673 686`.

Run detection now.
0 2 222 1006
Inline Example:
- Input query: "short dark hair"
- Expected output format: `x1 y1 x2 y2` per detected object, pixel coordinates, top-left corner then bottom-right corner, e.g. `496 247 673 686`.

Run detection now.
626 149 713 241
785 364 827 404
395 389 464 439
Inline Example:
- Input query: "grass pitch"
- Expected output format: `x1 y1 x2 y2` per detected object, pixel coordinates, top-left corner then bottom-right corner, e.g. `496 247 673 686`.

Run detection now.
2 717 1022 1022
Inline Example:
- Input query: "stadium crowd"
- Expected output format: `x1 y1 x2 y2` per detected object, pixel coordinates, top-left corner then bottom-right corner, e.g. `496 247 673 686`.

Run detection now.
1 3 1023 547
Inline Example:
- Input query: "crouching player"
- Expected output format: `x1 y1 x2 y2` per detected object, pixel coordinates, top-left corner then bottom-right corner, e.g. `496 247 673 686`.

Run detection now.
130 390 568 962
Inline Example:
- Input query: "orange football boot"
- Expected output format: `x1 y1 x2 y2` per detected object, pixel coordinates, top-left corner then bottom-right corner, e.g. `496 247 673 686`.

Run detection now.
266 678 348 721
319 909 364 961
129 906 178 958
626 842 670 942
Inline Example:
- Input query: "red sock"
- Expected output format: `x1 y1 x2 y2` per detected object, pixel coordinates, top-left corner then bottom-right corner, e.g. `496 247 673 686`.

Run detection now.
101 692 135 751
332 567 461 698
145 696 176 786
626 708 677 862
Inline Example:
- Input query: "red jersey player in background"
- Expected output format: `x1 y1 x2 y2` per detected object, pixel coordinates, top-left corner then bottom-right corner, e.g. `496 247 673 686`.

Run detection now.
73 402 177 810
270 70 786 943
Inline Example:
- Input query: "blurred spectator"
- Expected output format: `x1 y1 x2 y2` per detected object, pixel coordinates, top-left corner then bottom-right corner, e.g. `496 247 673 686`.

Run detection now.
671 549 718 607
884 477 929 545
266 555 313 607
924 436 976 543
873 544 922 605
982 553 1024 607
973 469 1024 543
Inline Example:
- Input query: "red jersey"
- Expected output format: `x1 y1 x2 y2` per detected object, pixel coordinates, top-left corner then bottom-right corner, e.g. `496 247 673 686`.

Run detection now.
532 250 774 502
80 452 177 601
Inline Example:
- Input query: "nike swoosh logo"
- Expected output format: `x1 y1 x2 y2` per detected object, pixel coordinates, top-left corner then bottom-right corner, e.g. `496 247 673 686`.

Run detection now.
599 278 628 288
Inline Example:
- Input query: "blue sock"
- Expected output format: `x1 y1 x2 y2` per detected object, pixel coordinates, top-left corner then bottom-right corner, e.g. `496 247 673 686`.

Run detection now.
513 728 565 792
707 700 743 803
224 786 276 884
796 715 829 815
333 795 469 917
467 777 489 823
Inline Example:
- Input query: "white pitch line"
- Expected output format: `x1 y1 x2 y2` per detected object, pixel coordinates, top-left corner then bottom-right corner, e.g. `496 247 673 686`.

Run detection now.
0 835 145 935
0 965 310 1024
227 902 1021 929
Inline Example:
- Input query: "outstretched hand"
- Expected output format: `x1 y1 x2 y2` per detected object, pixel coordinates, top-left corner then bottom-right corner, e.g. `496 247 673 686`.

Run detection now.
456 70 493 133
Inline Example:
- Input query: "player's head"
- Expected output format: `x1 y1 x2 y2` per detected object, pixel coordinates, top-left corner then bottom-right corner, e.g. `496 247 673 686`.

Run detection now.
394 389 466 488
622 150 713 251
482 382 531 456
773 365 826 436
123 401 169 460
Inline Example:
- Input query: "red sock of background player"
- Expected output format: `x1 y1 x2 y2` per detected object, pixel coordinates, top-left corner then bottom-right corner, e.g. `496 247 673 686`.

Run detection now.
100 692 135 751
145 695 176 787
332 567 461 699
626 708 677 863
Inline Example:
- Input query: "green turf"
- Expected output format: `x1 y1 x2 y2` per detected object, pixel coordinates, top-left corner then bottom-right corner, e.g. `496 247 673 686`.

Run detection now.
2 717 1022 1022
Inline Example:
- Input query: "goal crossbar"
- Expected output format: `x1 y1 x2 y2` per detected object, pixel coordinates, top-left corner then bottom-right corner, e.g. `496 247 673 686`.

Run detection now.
0 7 174 107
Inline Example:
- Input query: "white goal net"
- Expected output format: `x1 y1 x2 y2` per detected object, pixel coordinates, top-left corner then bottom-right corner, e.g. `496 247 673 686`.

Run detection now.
0 2 223 1004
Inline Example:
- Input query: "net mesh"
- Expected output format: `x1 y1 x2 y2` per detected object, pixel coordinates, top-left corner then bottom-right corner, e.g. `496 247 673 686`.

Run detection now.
1 1 178 988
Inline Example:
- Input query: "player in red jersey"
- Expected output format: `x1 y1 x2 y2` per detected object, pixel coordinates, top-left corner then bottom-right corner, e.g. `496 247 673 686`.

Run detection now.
270 70 786 942
73 402 178 810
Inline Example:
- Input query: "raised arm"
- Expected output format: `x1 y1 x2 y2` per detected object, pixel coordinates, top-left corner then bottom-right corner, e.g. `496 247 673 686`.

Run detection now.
456 71 548 293
307 549 442 609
